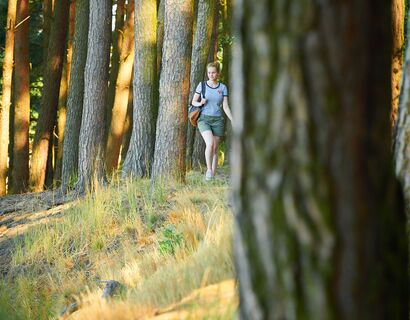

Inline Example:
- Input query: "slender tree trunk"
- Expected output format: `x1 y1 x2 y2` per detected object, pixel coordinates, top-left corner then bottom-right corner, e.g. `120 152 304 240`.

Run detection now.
105 0 135 174
105 0 126 142
0 0 17 195
122 0 157 178
152 0 194 181
232 1 408 319
185 0 216 171
77 0 111 193
157 0 165 76
61 0 89 191
30 0 70 191
120 83 133 167
42 0 53 65
191 6 219 169
54 0 75 185
391 0 405 126
10 0 30 194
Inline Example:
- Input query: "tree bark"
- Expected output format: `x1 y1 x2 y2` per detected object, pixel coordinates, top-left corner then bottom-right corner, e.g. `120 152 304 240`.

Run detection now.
119 83 133 167
391 0 405 126
232 1 408 319
157 0 165 76
42 0 53 65
152 0 194 181
105 0 135 174
185 0 216 171
77 0 111 193
105 0 126 142
55 0 75 185
121 0 157 178
61 0 89 191
29 0 70 192
11 0 30 194
0 0 17 195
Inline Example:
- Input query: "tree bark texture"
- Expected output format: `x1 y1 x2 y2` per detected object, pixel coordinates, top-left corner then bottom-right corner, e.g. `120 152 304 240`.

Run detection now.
232 1 408 319
55 0 75 184
77 0 111 192
185 0 216 171
42 0 53 65
152 0 194 181
121 0 157 178
105 0 126 142
29 0 70 192
120 83 133 167
157 0 165 76
11 0 30 194
0 0 17 195
105 0 135 174
391 0 405 126
61 0 89 190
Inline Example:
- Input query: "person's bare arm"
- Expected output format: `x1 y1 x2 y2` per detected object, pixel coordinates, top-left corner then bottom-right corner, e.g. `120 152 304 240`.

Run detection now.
191 92 206 107
222 96 233 121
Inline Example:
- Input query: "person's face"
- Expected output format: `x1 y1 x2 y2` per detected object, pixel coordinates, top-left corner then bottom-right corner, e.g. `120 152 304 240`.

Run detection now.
207 67 219 81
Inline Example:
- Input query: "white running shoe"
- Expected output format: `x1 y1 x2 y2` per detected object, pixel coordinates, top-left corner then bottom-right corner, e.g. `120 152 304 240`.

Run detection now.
205 170 213 181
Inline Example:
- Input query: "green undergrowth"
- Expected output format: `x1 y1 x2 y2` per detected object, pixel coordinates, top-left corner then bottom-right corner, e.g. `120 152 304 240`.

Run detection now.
0 169 235 319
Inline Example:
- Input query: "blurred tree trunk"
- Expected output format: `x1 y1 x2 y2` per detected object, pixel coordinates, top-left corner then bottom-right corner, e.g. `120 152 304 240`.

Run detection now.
157 0 165 76
119 83 133 167
54 0 75 185
61 0 89 191
0 0 17 195
11 0 30 194
105 0 135 174
391 0 405 126
105 0 126 142
30 0 70 192
232 1 408 319
77 0 111 193
122 0 157 178
152 0 194 181
185 0 216 171
42 0 53 65
191 5 219 169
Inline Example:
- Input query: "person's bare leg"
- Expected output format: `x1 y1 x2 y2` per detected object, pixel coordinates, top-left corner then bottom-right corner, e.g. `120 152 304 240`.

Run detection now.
200 130 214 174
212 136 221 175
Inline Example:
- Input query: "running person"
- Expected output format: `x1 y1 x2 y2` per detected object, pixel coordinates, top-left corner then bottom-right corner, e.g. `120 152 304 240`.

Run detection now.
191 62 233 181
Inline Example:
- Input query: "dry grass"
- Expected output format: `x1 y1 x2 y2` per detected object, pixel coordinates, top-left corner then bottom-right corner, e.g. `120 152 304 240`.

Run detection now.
0 169 236 319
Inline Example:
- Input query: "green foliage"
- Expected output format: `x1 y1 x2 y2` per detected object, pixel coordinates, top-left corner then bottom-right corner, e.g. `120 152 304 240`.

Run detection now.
158 225 184 255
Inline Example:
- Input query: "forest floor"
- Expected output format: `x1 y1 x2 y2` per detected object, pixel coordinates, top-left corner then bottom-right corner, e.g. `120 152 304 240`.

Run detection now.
0 168 237 319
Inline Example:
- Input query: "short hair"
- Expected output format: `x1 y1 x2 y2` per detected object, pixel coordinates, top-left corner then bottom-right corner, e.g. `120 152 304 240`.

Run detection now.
207 61 221 73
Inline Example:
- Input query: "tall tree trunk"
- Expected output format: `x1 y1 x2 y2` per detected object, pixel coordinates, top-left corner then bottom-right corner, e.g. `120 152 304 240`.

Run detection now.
30 0 70 192
232 1 408 319
105 0 135 174
120 83 133 167
61 0 89 191
42 0 53 65
191 6 219 169
11 0 30 194
55 0 75 185
0 0 17 195
77 0 111 193
152 0 194 181
157 0 165 76
185 0 216 171
105 0 126 142
122 0 157 178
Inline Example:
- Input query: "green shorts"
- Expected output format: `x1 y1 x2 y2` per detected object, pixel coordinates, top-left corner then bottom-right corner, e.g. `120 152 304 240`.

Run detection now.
198 114 225 137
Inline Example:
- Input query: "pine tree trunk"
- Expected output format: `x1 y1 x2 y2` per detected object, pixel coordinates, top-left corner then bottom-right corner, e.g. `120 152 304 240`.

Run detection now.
157 0 165 75
122 0 157 178
105 0 135 174
391 0 405 126
42 0 53 65
185 0 216 171
10 0 30 194
61 0 89 191
30 0 70 192
77 0 111 193
120 83 133 167
152 0 194 181
105 0 126 142
232 1 408 319
0 0 17 195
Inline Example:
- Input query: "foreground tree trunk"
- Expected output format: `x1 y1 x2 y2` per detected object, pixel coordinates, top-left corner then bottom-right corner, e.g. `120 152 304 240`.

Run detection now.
11 0 30 194
185 0 216 171
152 0 194 181
77 0 111 192
0 0 17 195
121 0 157 178
391 0 405 126
61 0 89 190
30 0 70 191
105 0 135 174
232 1 408 319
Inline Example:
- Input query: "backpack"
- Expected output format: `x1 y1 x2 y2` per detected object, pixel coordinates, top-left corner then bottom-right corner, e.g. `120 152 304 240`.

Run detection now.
188 81 206 127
